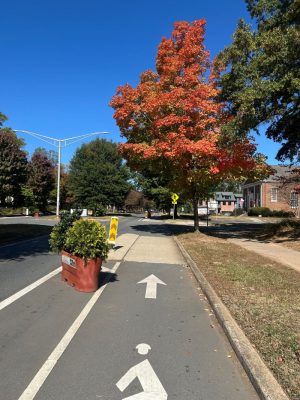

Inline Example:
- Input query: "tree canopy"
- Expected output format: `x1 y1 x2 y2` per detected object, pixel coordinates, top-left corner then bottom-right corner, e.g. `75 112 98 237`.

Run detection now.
27 148 55 211
67 139 130 209
0 118 28 206
217 0 300 162
111 20 269 229
0 112 7 127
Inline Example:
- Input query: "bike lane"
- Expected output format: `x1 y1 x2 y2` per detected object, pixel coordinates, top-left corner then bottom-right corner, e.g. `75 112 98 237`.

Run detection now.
28 235 259 400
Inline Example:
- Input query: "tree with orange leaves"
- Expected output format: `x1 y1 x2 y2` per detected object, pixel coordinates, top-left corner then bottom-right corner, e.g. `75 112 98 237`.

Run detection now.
111 20 270 230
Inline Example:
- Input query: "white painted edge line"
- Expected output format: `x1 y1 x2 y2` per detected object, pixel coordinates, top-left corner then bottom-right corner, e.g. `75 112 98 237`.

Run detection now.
18 261 121 400
0 267 62 311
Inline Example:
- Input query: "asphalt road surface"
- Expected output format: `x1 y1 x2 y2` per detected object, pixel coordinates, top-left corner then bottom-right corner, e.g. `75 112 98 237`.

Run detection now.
0 215 259 399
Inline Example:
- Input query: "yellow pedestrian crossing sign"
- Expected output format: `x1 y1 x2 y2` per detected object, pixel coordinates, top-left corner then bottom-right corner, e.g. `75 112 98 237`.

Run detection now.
108 217 119 245
171 193 179 204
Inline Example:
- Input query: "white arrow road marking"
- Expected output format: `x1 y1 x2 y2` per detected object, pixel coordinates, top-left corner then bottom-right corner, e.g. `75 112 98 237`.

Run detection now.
116 359 168 400
137 275 166 299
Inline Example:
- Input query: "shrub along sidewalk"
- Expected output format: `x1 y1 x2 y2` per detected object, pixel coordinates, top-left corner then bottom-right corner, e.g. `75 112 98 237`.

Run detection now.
178 231 300 400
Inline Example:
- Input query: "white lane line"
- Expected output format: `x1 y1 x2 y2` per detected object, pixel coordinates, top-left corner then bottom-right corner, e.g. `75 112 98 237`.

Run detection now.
0 267 62 311
18 261 121 400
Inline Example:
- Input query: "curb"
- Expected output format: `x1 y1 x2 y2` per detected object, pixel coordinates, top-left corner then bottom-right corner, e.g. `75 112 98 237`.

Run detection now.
173 236 289 400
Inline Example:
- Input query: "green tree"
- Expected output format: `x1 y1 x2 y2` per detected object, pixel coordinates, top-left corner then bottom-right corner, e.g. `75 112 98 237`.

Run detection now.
217 0 300 162
0 116 28 206
133 169 173 213
67 139 130 210
27 148 55 211
34 147 69 209
0 113 7 127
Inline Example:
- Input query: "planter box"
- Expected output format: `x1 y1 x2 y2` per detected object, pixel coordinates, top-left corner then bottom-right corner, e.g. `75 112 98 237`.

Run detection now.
61 250 102 292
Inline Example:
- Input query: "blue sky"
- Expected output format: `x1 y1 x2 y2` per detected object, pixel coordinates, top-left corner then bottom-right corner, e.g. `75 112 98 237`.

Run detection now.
1 0 281 165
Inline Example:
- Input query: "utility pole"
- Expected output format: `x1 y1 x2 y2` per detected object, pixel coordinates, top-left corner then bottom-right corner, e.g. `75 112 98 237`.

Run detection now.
15 130 110 216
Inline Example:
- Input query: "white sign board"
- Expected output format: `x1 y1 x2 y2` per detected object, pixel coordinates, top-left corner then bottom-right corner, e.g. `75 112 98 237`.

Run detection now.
198 207 208 215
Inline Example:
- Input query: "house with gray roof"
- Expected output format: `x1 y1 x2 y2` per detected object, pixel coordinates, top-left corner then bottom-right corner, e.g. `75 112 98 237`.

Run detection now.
214 192 243 213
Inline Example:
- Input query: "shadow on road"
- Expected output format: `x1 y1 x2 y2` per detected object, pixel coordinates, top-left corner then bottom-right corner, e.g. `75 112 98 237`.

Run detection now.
0 233 53 262
99 271 118 287
131 218 273 243
203 223 267 241
130 223 194 236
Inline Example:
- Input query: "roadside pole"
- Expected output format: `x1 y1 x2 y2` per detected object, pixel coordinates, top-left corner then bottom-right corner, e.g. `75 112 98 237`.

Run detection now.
171 193 179 220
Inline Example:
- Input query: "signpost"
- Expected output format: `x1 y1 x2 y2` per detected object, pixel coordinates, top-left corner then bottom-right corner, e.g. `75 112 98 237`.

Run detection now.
171 193 179 220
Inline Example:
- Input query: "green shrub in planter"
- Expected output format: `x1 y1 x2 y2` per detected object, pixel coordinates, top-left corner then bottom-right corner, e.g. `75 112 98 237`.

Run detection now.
64 219 110 262
49 211 81 253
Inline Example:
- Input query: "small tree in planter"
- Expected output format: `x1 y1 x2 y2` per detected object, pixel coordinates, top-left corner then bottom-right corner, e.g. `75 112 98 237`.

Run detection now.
50 217 110 292
49 210 81 253
64 219 110 262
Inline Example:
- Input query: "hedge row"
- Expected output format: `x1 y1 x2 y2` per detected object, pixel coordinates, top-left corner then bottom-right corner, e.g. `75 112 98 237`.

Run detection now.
248 207 294 217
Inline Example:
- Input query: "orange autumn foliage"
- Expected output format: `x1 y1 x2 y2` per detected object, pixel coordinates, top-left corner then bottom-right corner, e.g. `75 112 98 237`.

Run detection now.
110 20 269 196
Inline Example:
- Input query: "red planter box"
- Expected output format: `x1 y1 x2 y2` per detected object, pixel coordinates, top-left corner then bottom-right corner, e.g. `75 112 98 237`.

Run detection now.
61 250 102 292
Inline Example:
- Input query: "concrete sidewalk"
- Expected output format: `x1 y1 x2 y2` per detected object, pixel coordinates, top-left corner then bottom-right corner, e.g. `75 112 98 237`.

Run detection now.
108 233 184 264
228 238 300 273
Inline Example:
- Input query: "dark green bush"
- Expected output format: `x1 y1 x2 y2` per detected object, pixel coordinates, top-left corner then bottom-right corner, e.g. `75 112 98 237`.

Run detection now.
248 207 272 217
93 204 106 217
49 210 81 253
248 207 295 218
233 208 245 216
0 207 24 216
272 210 295 218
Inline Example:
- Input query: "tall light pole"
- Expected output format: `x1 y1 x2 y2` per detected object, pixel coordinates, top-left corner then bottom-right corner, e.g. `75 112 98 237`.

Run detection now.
15 130 110 216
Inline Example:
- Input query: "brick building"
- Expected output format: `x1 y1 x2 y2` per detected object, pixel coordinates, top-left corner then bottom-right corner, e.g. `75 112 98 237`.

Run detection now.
242 165 299 213
214 192 243 213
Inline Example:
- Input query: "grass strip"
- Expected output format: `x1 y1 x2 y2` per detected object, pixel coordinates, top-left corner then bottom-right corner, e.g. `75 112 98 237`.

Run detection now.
178 231 300 400
0 224 52 245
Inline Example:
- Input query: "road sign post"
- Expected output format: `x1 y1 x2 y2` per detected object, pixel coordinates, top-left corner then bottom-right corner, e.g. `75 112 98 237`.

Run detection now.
171 193 179 220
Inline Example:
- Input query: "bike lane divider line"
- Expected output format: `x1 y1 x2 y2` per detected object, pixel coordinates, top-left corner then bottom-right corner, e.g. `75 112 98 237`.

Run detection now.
0 267 62 311
18 261 121 400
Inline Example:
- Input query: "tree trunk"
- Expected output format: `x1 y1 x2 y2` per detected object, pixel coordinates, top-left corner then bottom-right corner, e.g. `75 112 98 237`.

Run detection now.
193 196 199 232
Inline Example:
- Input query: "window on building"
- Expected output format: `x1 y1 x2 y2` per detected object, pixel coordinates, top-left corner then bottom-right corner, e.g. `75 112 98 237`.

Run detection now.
223 201 226 205
228 201 232 205
271 188 278 202
291 191 299 208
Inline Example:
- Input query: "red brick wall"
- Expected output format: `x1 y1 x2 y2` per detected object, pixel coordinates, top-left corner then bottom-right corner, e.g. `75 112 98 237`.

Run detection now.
262 182 292 211
219 202 235 212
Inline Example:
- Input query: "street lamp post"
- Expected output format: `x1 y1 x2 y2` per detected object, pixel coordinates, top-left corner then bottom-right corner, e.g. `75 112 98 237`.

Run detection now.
15 130 109 216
